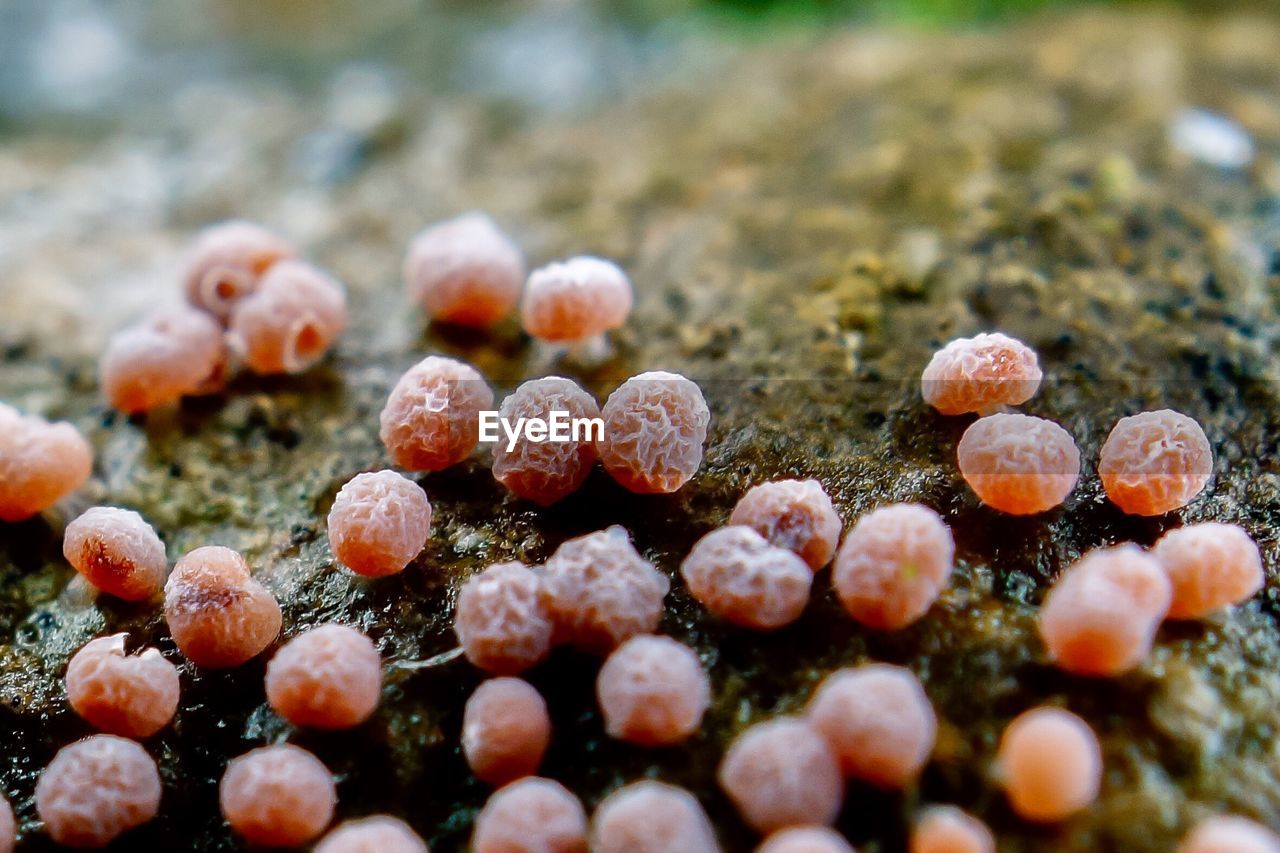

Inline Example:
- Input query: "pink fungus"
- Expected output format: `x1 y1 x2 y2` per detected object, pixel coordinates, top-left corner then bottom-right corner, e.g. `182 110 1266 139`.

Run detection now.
63 506 167 601
956 414 1080 515
220 744 336 847
597 634 709 746
463 677 550 786
1179 816 1280 853
0 406 93 523
597 371 710 494
996 707 1101 823
228 260 348 375
65 634 179 739
730 479 842 571
541 526 669 653
183 220 295 322
472 777 588 853
806 664 936 788
266 624 382 729
36 735 161 848
910 807 995 853
327 470 432 578
1098 410 1213 516
404 212 525 328
1039 544 1171 677
921 332 1042 415
380 355 495 471
454 561 554 674
833 504 954 631
591 781 720 853
163 545 282 668
756 827 856 853
521 256 632 344
681 526 811 630
1152 523 1264 619
719 717 843 835
100 307 228 413
491 377 601 506
317 816 429 853
0 794 11 853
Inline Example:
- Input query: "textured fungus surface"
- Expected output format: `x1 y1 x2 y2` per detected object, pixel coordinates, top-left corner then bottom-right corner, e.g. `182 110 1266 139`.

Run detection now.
5 6 1280 851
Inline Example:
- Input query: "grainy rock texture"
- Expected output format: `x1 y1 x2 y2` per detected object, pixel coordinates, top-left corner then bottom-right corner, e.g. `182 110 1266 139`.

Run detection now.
2 5 1280 850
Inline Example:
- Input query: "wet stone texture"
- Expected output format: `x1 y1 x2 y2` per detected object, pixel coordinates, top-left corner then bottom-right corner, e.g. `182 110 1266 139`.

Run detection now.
3 7 1280 851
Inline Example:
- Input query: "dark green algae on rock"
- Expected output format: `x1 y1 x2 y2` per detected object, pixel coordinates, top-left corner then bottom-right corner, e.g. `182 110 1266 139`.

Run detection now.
4 6 1280 851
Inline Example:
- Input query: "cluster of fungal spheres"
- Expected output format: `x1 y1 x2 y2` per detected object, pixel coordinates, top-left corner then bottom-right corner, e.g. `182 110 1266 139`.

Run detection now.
0 403 92 522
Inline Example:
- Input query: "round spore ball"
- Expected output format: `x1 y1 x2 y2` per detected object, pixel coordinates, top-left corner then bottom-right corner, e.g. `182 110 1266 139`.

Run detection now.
910 807 995 853
0 793 12 853
806 664 936 788
492 377 600 506
404 212 525 328
380 355 495 471
328 470 432 578
681 526 812 630
718 717 843 836
730 479 841 571
220 744 336 847
1151 523 1263 619
1039 544 1171 676
597 635 710 746
1098 410 1213 515
956 414 1080 515
541 526 669 652
756 827 856 853
66 634 179 739
36 735 162 848
1179 815 1280 853
591 781 720 853
597 371 709 494
921 332 1042 415
63 507 167 601
266 624 382 729
316 816 429 853
163 546 282 668
454 561 554 674
833 504 954 630
100 307 228 413
228 260 348 375
996 707 1101 822
472 777 588 853
183 220 295 322
0 407 93 523
462 677 550 786
521 256 633 344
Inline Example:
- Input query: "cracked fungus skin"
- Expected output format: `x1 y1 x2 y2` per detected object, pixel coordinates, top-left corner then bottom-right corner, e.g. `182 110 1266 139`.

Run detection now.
492 377 601 506
227 260 348 376
1152 523 1264 619
265 623 382 729
327 470 433 578
0 404 92 522
729 479 842 571
996 708 1101 824
454 560 555 674
910 807 996 853
956 413 1081 515
681 525 812 630
718 717 843 836
541 526 669 652
183 220 296 323
1098 410 1213 516
1178 816 1280 853
596 634 710 746
35 735 162 848
316 816 429 853
219 744 336 847
65 634 179 740
521 256 633 343
100 307 228 414
63 507 168 602
471 777 587 853
590 781 720 853
920 332 1043 415
462 677 550 786
405 212 525 328
162 546 282 669
379 355 494 472
597 371 709 494
756 827 857 853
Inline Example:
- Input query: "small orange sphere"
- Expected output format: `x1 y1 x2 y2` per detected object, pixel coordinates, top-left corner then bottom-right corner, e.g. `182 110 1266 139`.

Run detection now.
1151 523 1263 619
1178 815 1280 853
921 332 1042 415
910 806 995 853
956 414 1080 515
996 707 1101 823
1098 410 1212 516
